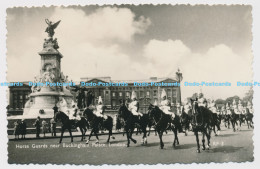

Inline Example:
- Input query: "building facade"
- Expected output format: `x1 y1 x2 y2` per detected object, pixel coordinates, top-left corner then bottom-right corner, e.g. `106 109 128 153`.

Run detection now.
8 82 31 115
8 75 182 115
80 76 182 113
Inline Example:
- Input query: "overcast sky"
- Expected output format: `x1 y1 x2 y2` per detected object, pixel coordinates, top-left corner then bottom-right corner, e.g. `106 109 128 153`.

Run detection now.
6 5 253 100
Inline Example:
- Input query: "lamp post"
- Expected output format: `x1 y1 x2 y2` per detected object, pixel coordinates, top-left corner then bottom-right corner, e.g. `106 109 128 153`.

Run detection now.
176 68 183 105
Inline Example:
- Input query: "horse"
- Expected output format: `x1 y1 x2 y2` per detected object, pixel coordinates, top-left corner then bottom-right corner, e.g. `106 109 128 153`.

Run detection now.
223 112 231 129
83 108 114 144
210 113 221 136
180 107 191 136
245 108 254 129
230 109 241 132
54 111 89 143
190 99 212 153
147 104 179 149
147 118 157 136
118 104 149 147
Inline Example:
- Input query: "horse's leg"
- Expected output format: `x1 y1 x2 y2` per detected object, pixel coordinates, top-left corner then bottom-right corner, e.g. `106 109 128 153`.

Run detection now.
235 119 239 131
141 125 147 145
126 129 130 147
202 131 206 150
129 128 137 144
176 128 179 145
107 129 111 143
158 130 164 149
59 128 64 143
172 128 178 148
217 122 221 135
147 127 151 136
68 128 73 142
83 127 87 140
195 130 200 153
206 127 211 150
86 129 94 144
79 127 84 141
231 120 235 132
228 118 230 129
94 128 99 143
95 133 99 144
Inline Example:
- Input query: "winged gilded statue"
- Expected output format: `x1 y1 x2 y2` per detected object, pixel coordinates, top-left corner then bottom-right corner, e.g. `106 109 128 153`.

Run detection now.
45 19 61 38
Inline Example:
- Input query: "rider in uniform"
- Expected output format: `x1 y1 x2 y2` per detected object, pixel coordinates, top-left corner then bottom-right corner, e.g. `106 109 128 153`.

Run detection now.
71 104 81 121
221 105 226 115
226 102 231 115
247 101 254 114
232 99 240 115
129 91 143 118
160 89 183 133
238 100 244 114
176 102 182 116
209 100 217 113
160 89 175 118
209 100 221 135
198 92 207 108
94 96 107 119
232 99 240 130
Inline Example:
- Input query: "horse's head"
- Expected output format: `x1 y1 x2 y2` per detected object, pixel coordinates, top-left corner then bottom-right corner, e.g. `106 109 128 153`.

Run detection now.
190 98 200 115
54 111 61 122
147 104 161 120
118 104 131 120
83 107 94 118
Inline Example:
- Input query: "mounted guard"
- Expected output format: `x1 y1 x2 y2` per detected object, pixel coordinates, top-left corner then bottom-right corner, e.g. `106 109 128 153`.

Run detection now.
129 91 143 117
94 96 107 119
198 92 207 107
159 89 175 118
232 99 240 114
247 101 254 114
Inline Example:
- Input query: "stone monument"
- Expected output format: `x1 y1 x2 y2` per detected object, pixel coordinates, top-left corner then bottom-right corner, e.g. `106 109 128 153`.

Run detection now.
21 19 73 118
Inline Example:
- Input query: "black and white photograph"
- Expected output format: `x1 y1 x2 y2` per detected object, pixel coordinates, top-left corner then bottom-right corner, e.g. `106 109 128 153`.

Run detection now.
2 3 257 165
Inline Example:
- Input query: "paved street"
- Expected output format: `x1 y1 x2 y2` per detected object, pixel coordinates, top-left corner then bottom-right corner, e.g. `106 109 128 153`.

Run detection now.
8 124 253 165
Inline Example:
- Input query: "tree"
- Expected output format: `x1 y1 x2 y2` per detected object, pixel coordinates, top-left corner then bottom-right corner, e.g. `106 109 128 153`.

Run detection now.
225 96 240 105
242 87 253 104
215 99 225 105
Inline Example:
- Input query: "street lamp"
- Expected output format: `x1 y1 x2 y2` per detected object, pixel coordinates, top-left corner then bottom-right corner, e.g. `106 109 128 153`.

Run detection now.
176 68 183 106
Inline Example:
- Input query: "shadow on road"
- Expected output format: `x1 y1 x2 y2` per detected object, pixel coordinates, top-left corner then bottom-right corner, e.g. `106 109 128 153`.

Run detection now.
207 146 243 153
216 134 236 137
174 143 197 150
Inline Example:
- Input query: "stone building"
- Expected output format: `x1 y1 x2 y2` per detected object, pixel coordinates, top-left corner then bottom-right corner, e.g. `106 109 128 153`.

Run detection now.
79 75 182 113
8 73 183 115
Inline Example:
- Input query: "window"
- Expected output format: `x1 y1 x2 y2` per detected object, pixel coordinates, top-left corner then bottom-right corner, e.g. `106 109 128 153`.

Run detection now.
167 89 171 97
112 92 116 97
119 92 122 97
105 91 109 95
153 90 157 97
126 92 130 97
172 89 177 97
140 91 144 98
112 100 116 107
146 91 150 96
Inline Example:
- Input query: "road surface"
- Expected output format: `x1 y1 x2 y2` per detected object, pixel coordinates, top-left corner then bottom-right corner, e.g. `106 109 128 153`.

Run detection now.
8 124 253 164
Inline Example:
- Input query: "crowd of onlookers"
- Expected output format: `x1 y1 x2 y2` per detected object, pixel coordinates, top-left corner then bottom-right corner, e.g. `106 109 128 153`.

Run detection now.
13 116 57 139
13 114 125 139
